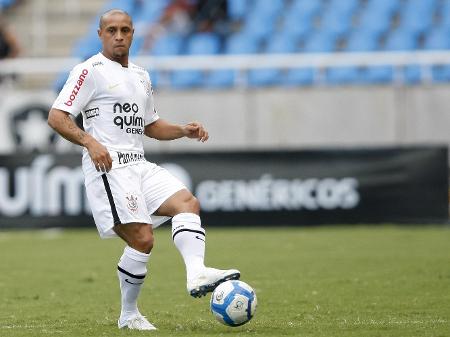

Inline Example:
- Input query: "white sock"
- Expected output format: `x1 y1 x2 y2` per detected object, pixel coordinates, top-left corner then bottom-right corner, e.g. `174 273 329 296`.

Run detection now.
172 213 206 280
117 246 150 319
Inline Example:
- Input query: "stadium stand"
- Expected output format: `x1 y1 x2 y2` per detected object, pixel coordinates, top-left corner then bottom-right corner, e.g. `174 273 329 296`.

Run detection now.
66 0 450 88
0 0 15 10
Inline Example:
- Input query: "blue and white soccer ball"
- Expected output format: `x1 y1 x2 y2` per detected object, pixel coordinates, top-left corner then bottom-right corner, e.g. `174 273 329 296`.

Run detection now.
210 280 257 327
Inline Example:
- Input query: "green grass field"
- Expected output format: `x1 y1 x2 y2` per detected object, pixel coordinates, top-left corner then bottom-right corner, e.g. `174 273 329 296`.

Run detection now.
0 226 449 337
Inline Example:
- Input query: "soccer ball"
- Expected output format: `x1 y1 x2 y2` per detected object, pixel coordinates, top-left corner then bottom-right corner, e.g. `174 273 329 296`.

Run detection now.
210 280 257 327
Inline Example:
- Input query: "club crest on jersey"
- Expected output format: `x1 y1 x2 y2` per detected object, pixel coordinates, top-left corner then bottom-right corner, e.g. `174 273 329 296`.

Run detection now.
140 79 151 96
126 194 138 213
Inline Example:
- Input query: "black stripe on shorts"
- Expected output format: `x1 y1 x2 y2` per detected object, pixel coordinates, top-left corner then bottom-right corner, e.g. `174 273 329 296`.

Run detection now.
101 174 121 225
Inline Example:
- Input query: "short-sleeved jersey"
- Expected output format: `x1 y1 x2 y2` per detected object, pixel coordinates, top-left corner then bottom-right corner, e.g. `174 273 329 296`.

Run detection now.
52 53 159 180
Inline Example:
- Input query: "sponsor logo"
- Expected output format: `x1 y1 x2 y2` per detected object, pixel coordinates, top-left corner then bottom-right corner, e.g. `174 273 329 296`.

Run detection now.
0 155 88 217
126 194 138 213
113 102 144 134
195 235 205 242
125 278 143 285
196 174 360 212
84 107 99 120
64 68 88 106
117 151 145 165
92 61 103 67
11 105 57 152
107 83 121 90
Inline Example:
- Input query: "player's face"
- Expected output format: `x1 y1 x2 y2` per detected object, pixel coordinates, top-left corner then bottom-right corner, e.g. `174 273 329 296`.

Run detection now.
98 13 134 62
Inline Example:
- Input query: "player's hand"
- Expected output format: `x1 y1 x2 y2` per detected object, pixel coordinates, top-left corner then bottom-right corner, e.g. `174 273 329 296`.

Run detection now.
86 138 113 172
183 122 209 142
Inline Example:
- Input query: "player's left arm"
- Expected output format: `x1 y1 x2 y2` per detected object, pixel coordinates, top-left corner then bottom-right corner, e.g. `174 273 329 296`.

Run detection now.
144 119 209 142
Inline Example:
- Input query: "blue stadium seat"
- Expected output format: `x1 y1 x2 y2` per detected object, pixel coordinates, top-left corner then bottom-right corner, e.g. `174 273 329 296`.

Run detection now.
129 36 144 56
439 3 450 31
399 0 436 36
365 0 400 17
303 30 337 53
424 28 450 50
149 71 160 88
0 0 14 9
248 33 299 87
345 30 379 51
102 0 138 16
264 33 299 54
252 0 285 18
248 69 282 87
404 65 422 84
134 0 169 23
204 69 236 88
358 9 392 37
241 10 277 41
432 65 450 82
72 35 102 59
441 14 450 32
150 33 184 56
384 29 418 51
328 0 360 16
171 33 221 88
362 66 393 84
205 33 260 88
227 0 249 21
326 67 360 85
289 0 323 21
280 9 314 41
283 68 315 86
171 70 204 89
407 0 438 13
225 32 260 54
185 32 221 55
320 9 353 39
53 71 70 92
400 12 433 37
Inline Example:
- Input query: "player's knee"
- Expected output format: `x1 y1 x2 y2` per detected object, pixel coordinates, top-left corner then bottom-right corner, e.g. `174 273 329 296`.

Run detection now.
187 195 201 214
133 232 154 254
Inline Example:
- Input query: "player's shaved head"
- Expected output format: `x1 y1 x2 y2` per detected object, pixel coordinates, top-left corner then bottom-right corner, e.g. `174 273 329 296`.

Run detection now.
99 9 133 29
98 8 134 66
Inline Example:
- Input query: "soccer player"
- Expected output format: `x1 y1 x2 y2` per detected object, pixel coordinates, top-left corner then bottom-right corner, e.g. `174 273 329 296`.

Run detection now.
48 9 240 331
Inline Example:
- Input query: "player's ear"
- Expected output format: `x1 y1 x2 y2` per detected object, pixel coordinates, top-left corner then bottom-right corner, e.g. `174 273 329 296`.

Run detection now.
97 28 101 37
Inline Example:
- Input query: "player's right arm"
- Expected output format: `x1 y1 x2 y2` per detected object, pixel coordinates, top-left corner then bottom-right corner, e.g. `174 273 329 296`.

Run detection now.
49 64 112 172
47 109 112 172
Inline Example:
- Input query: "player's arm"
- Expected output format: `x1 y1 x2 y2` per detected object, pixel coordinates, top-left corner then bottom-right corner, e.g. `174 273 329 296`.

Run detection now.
144 118 209 142
48 108 113 172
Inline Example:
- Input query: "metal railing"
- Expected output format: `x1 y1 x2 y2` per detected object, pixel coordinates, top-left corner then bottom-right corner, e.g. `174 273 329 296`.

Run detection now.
1 50 450 86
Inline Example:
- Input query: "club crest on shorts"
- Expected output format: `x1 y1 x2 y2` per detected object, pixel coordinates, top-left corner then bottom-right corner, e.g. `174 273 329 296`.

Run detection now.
126 194 138 213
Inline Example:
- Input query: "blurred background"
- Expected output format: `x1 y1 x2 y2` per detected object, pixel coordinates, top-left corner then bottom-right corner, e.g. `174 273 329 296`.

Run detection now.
0 0 449 228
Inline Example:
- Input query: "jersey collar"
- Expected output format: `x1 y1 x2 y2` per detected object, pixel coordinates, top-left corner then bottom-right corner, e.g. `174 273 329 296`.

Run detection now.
99 52 129 68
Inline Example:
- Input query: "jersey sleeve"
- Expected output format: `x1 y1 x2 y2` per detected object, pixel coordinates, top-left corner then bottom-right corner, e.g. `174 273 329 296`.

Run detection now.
52 64 96 116
144 73 160 126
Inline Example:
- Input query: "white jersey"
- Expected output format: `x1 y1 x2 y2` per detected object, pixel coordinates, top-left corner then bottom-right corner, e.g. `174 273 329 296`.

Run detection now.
52 52 159 183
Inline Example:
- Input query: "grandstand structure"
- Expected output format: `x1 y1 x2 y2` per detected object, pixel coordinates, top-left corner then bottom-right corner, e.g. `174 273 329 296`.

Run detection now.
71 0 450 87
2 0 450 89
0 0 449 155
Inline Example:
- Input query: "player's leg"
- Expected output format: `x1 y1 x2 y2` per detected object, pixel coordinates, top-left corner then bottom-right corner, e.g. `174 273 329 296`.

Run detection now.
85 167 156 330
114 222 157 330
156 189 240 298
